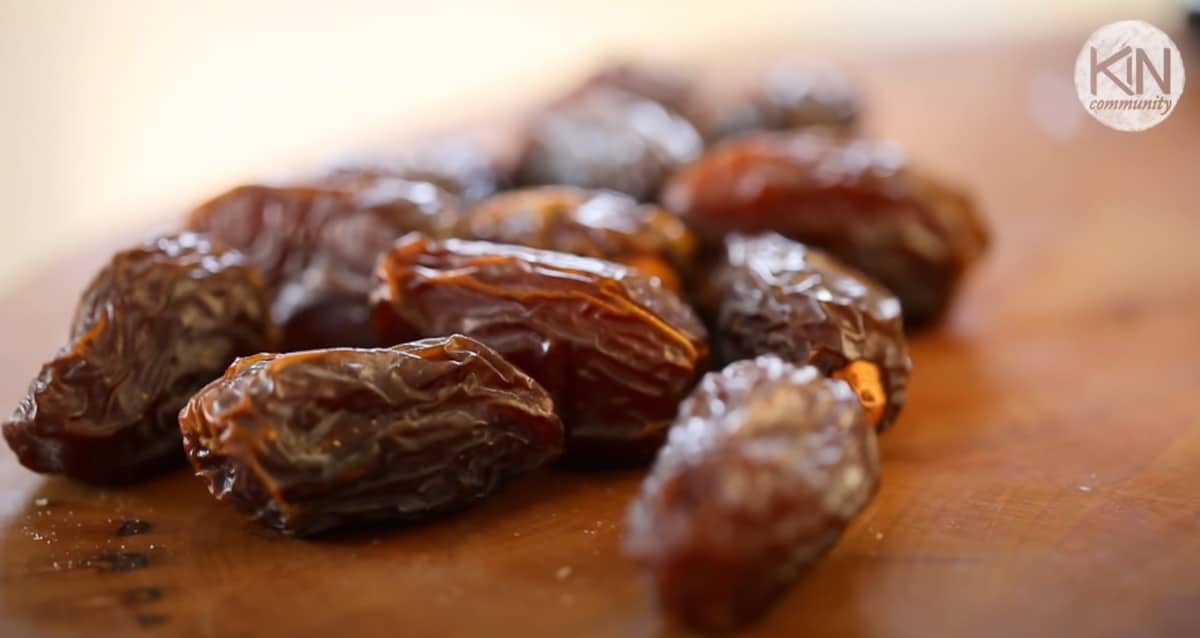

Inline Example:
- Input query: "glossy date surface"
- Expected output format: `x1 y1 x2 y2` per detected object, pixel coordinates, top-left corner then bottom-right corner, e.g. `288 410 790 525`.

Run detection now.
371 234 709 464
662 130 989 328
456 186 696 292
515 86 704 201
186 179 460 350
625 356 879 632
179 334 563 536
3 233 273 484
712 233 910 430
318 138 507 204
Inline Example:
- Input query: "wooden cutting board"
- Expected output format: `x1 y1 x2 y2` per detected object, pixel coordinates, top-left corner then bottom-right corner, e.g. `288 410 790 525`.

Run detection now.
2 34 1199 638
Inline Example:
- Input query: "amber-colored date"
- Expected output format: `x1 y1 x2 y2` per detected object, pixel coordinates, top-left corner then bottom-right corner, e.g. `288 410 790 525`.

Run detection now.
2 234 273 484
179 334 563 536
662 130 989 328
456 186 696 292
625 356 879 632
712 233 910 430
186 179 460 350
515 86 704 201
371 234 709 464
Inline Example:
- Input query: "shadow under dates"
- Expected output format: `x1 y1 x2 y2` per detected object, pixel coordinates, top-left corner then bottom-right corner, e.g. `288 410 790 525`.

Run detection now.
0 464 652 638
0 310 1005 638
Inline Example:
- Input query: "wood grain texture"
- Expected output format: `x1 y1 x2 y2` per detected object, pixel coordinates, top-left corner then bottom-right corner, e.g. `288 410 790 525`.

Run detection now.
2 34 1199 637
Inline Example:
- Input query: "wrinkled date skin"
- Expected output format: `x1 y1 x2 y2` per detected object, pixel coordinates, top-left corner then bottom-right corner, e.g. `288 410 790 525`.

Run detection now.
371 234 709 464
705 65 861 140
662 131 989 328
515 86 704 201
712 233 910 431
2 234 273 484
186 179 460 350
179 335 564 536
625 356 879 632
456 186 697 292
318 138 508 204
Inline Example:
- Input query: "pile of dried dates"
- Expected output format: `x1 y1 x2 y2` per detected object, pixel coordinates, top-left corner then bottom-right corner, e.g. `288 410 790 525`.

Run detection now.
2 61 987 633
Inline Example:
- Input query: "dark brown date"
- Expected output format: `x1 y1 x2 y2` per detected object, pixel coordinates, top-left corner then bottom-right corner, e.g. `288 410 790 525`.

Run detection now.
186 179 460 350
662 130 989 328
625 355 879 632
712 233 910 431
705 65 860 140
2 234 273 484
456 186 697 292
515 86 704 201
318 138 507 204
179 334 563 536
371 234 709 464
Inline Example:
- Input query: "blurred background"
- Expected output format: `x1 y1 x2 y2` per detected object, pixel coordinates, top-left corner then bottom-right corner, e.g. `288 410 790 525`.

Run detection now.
0 0 1182 296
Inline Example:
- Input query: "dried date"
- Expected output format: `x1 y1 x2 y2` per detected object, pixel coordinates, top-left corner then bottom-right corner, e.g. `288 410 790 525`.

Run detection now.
569 62 703 126
662 130 989 328
712 233 910 431
186 179 460 350
371 234 709 464
625 355 879 632
2 234 273 484
179 334 563 536
515 86 704 201
318 138 507 204
456 186 697 291
705 65 861 140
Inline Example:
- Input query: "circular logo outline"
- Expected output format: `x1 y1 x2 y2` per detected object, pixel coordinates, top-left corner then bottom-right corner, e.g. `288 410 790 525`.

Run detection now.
1074 20 1185 132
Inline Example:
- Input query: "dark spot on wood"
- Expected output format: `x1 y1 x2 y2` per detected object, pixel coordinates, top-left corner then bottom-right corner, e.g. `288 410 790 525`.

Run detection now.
86 552 149 573
136 613 169 628
121 586 164 605
116 519 153 537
